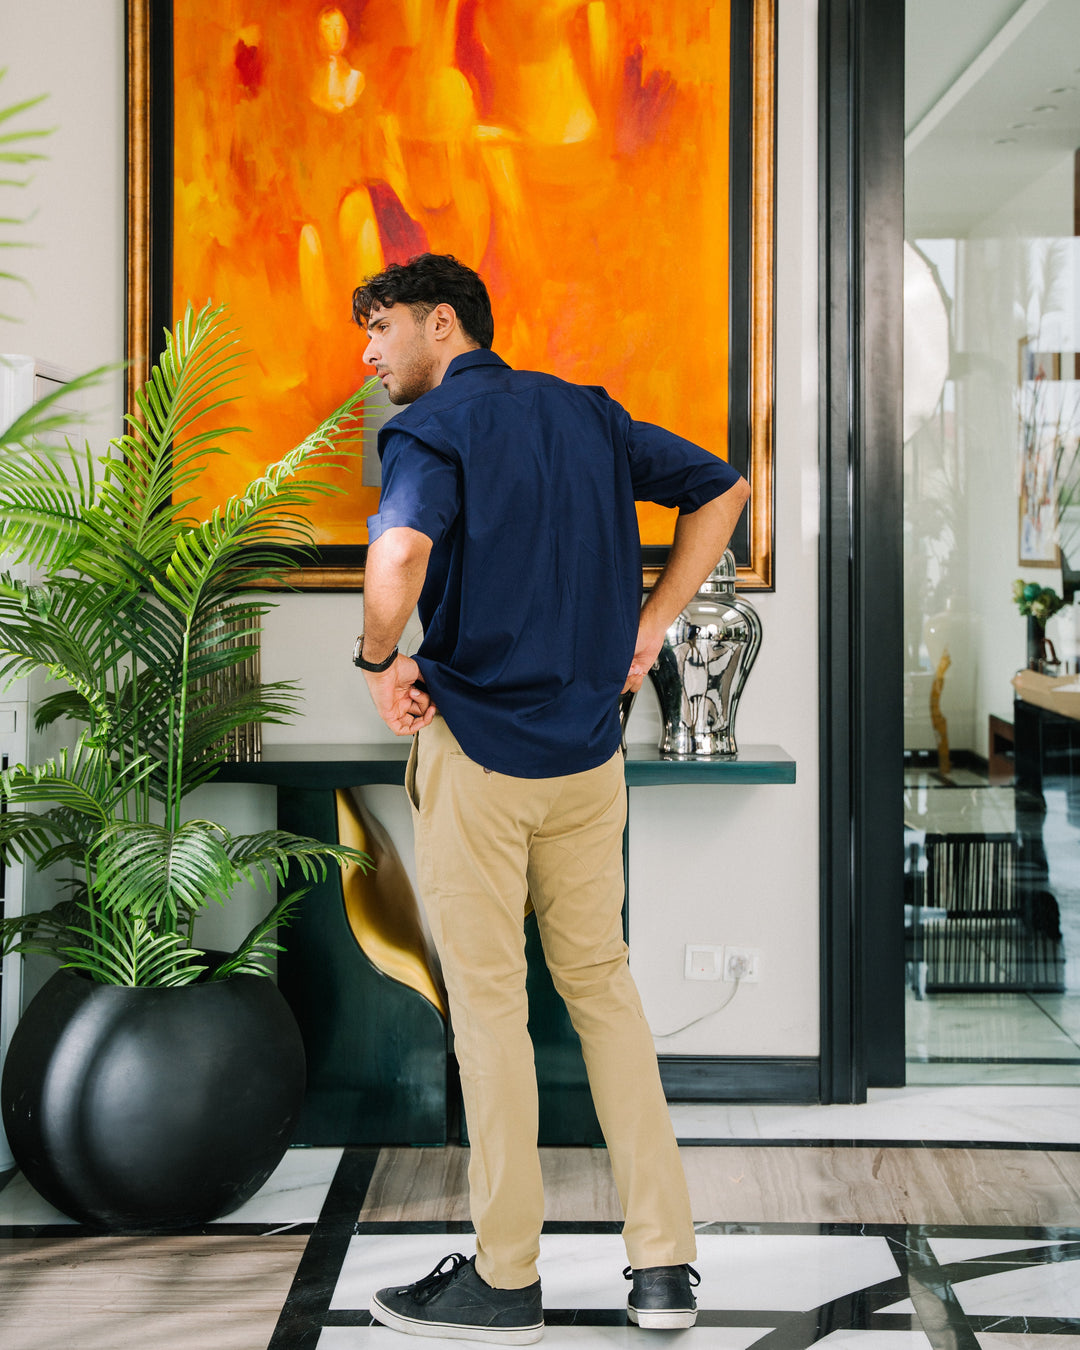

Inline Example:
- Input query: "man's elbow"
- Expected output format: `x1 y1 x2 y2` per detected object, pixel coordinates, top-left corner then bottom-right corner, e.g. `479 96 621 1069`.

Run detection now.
727 475 752 508
370 525 433 573
699 475 751 517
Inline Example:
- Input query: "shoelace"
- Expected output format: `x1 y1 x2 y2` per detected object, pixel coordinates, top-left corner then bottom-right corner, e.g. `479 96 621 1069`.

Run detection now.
622 1263 701 1286
403 1252 471 1304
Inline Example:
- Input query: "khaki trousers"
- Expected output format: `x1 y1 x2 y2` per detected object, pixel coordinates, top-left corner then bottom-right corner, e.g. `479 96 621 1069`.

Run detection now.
406 716 696 1289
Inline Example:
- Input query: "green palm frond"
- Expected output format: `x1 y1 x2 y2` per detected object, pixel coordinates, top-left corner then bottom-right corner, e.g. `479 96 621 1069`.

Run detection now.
0 434 96 571
59 907 208 987
0 366 111 459
2 742 107 823
93 819 235 928
0 72 53 321
0 899 86 961
31 688 100 731
225 829 372 892
1 297 378 983
209 889 306 981
153 389 372 618
0 577 119 732
99 304 248 561
0 77 51 158
0 805 90 867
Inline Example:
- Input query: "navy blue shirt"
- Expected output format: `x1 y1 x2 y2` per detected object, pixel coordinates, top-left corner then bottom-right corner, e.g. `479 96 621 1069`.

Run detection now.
367 349 742 777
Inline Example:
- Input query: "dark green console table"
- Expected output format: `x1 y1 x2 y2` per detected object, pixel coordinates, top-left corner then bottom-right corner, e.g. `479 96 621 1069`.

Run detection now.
218 743 795 1146
218 741 796 788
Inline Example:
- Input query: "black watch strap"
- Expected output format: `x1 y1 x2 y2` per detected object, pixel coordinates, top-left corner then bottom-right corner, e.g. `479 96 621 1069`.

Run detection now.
353 635 399 672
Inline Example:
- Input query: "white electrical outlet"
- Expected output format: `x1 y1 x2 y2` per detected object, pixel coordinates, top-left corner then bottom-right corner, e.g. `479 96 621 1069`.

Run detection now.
723 947 760 983
684 944 724 980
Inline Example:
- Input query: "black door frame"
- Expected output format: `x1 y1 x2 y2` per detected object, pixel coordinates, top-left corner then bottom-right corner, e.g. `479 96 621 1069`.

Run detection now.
818 0 906 1101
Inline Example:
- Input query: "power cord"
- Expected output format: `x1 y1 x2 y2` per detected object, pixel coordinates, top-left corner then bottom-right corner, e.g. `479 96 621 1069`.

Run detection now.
652 977 742 1038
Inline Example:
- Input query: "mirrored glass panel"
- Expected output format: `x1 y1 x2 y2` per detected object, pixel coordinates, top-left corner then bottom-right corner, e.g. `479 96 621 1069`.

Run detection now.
904 0 1080 1083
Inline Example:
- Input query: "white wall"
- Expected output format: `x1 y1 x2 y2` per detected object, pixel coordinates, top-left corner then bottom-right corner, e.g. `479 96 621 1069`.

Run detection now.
4 0 823 1059
2 2 128 1006
627 0 820 1056
1 2 127 439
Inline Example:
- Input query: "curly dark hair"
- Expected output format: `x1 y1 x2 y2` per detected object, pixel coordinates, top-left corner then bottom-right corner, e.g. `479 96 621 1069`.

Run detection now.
352 253 494 349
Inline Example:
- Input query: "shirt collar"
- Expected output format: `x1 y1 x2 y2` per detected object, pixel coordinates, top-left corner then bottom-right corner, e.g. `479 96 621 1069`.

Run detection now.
445 348 510 379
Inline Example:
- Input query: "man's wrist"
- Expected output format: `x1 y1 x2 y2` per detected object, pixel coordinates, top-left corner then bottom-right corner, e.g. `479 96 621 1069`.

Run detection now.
352 635 399 671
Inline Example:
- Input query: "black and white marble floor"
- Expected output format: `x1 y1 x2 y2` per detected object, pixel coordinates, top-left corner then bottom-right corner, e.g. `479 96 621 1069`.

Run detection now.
3 1088 1080 1349
317 1225 1080 1349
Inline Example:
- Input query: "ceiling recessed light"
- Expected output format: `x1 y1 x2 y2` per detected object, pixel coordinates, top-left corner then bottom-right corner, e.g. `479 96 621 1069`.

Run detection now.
1030 104 1059 113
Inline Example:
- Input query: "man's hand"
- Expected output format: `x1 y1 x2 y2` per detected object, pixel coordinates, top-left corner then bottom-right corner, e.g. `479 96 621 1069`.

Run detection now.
623 479 752 694
622 622 667 694
364 655 437 736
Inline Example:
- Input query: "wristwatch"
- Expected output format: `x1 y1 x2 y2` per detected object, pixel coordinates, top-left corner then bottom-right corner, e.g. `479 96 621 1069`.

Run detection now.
353 635 399 671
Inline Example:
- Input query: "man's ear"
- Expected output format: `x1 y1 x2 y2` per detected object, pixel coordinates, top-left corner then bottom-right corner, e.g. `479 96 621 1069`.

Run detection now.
429 303 458 341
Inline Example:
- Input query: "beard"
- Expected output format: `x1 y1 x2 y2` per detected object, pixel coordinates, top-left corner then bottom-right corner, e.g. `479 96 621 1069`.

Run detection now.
385 340 438 404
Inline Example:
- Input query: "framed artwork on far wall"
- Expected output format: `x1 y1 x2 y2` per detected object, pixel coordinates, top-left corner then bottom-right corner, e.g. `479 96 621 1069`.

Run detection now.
127 0 776 590
1017 341 1066 568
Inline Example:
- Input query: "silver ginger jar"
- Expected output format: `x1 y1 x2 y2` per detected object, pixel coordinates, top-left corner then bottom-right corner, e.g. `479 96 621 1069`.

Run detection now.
648 550 762 758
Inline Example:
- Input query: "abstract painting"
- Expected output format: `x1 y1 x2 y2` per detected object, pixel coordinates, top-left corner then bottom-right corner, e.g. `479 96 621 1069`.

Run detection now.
128 0 774 586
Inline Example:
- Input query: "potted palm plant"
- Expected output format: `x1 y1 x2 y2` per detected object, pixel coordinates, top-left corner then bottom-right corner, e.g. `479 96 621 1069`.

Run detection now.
0 301 375 1230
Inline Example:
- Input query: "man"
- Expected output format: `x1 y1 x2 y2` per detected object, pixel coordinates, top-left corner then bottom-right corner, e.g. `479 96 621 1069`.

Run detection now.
353 253 750 1344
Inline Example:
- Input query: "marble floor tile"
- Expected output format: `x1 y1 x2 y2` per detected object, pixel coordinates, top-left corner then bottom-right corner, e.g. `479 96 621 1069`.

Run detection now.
217 1146 342 1224
904 1060 1080 1087
320 1331 773 1348
977 1337 1080 1350
694 1146 1080 1226
0 1171 74 1226
814 1335 933 1350
903 786 1016 834
357 1141 1080 1227
905 993 1080 1062
668 1084 1080 1143
904 768 991 790
679 1234 899 1310
0 1234 306 1350
360 1145 621 1224
953 1260 1080 1318
928 1237 1064 1263
333 1233 900 1314
0 1147 344 1229
1031 993 1080 1044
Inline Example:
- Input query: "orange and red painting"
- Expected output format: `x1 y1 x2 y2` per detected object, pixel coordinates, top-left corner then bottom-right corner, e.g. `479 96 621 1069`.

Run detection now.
172 0 732 551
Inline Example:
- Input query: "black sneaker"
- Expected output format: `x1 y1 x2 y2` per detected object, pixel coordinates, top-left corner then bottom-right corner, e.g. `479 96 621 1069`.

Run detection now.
370 1252 544 1344
624 1262 701 1329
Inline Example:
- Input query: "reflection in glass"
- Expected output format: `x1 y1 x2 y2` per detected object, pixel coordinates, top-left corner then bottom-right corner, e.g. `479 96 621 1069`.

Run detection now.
904 1 1080 1083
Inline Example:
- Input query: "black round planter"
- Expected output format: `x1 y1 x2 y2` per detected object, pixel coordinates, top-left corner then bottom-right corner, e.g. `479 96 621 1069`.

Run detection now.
0 967 306 1231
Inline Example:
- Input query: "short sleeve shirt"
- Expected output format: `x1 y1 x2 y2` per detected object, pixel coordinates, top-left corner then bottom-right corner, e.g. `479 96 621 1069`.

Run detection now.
367 349 742 777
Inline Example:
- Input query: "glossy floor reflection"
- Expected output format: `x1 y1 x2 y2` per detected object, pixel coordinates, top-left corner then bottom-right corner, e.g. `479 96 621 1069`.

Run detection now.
903 761 1080 1084
2 1092 1080 1350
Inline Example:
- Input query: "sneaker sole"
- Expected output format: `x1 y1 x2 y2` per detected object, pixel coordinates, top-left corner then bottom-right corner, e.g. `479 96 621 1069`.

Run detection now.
370 1294 544 1344
628 1306 699 1330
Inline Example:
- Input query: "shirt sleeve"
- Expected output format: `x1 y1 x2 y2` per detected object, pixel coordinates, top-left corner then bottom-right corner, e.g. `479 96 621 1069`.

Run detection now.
366 427 461 546
627 418 744 510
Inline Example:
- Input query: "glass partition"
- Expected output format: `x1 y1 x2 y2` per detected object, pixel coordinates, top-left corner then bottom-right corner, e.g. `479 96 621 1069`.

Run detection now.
904 0 1080 1083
